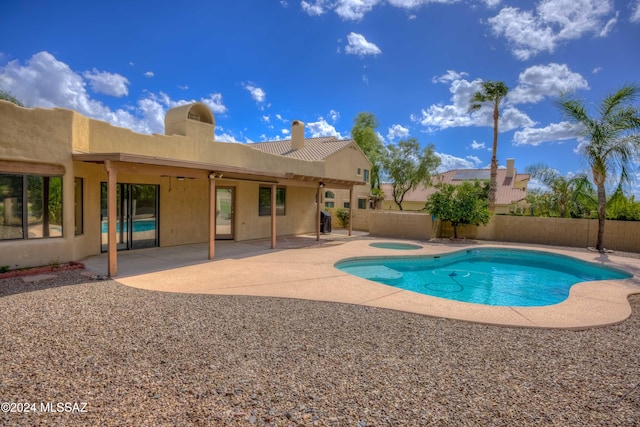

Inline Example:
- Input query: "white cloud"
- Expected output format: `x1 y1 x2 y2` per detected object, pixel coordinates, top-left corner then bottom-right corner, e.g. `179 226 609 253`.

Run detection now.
306 117 344 138
435 152 483 172
632 0 640 22
329 109 340 123
336 0 379 20
512 121 580 146
432 70 468 84
144 71 154 78
83 68 130 97
0 51 228 135
470 140 487 150
417 75 535 132
301 0 330 16
243 82 266 103
387 124 410 141
508 63 589 104
0 51 124 116
215 133 240 143
345 32 382 56
488 0 616 60
201 93 228 114
301 0 464 20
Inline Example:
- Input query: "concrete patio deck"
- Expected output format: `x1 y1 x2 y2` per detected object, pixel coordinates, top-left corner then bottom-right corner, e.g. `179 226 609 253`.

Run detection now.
82 232 640 329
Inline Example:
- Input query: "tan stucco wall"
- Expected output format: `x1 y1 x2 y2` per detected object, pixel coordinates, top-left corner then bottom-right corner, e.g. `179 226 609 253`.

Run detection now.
324 143 371 184
234 184 317 241
0 102 79 269
0 101 368 270
86 119 327 179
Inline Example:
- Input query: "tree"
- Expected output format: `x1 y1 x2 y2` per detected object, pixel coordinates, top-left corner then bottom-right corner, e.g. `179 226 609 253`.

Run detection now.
425 181 491 238
606 186 640 221
351 112 385 207
557 84 640 250
468 81 509 212
382 138 440 210
525 163 595 218
0 89 23 106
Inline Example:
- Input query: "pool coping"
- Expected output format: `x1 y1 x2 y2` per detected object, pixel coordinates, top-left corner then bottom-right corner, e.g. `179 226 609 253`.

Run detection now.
84 238 640 329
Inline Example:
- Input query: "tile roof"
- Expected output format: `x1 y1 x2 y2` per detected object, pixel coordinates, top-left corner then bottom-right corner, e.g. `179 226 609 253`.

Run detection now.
249 137 354 161
381 168 530 206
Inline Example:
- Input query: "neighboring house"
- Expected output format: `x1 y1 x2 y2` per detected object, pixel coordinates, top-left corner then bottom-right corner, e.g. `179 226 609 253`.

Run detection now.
250 121 373 213
380 159 530 214
0 101 371 276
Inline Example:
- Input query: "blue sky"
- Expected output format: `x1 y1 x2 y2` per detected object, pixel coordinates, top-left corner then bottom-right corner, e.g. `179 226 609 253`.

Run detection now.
1 0 640 193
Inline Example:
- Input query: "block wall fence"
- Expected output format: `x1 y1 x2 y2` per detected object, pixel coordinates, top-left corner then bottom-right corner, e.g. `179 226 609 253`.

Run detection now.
339 210 640 253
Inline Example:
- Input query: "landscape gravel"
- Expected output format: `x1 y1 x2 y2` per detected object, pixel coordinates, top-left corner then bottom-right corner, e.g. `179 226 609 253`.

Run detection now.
0 269 638 426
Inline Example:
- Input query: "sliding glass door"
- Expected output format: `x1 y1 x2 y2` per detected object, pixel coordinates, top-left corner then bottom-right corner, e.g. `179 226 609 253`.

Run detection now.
101 183 158 252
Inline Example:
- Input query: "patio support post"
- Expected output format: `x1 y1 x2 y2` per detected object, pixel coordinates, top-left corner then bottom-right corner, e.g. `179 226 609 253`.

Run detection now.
349 186 353 237
208 175 216 259
316 183 322 241
105 160 118 277
271 183 277 249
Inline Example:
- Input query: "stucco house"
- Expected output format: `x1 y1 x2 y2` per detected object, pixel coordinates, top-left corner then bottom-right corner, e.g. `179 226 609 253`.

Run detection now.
249 123 373 215
380 159 530 214
0 101 371 276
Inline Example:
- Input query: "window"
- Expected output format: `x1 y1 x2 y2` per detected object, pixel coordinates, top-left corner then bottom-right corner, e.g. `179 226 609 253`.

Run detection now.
363 169 370 183
357 168 361 175
324 191 335 199
325 201 335 208
343 201 350 208
259 186 286 216
357 198 367 209
74 178 83 235
0 173 63 240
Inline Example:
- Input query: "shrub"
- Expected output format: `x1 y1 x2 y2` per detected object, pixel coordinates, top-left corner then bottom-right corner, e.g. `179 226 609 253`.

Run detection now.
335 208 350 228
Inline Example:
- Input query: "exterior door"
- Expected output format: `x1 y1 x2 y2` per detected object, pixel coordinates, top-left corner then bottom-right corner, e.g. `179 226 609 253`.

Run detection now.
101 183 159 251
215 187 234 239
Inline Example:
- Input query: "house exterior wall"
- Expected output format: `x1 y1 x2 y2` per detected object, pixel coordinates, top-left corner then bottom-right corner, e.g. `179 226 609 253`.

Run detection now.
0 104 78 269
0 101 358 270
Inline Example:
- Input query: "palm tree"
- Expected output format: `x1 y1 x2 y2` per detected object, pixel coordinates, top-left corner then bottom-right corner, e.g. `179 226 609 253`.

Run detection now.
558 84 640 251
469 81 509 212
525 164 595 218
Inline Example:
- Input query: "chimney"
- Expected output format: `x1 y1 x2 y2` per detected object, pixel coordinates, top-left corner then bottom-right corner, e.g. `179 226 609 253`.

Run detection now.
291 120 305 150
506 158 515 178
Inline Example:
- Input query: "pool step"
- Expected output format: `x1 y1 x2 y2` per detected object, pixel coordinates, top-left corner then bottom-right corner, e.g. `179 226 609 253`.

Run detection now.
345 266 403 284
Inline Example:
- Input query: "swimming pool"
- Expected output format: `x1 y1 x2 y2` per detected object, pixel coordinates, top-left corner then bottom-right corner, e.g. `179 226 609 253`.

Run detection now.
335 248 632 307
369 242 423 250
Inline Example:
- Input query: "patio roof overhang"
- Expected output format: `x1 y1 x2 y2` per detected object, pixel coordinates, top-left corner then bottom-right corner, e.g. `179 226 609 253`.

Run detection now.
72 152 366 188
73 152 361 277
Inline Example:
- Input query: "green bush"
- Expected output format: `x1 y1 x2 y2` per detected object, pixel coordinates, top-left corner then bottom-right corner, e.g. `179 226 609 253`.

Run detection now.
335 208 350 228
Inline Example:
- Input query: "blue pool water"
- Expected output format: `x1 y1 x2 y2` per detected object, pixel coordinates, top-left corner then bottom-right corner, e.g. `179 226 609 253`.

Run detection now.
369 242 422 250
101 219 156 233
335 248 632 306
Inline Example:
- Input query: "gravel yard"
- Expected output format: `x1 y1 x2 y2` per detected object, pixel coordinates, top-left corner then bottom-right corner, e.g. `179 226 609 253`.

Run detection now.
1 270 639 426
